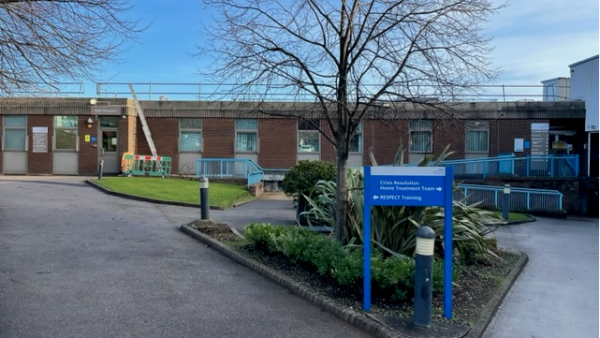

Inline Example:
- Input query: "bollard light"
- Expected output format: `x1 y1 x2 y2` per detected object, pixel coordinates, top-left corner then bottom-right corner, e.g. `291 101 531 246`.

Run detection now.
414 225 436 328
199 176 210 220
200 176 209 190
415 227 436 256
502 184 510 220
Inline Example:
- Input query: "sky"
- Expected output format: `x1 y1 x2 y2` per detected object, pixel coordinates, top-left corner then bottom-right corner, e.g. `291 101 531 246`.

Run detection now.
87 0 599 99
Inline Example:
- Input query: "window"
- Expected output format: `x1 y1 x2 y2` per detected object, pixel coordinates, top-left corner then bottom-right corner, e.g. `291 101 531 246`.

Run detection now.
298 119 320 153
465 121 489 153
179 118 202 152
100 117 119 128
102 131 118 152
349 122 363 153
3 116 27 151
54 116 77 150
409 120 432 153
236 119 258 152
465 130 489 152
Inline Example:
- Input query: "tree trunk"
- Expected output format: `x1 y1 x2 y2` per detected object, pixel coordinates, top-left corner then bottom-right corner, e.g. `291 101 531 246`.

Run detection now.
335 139 349 243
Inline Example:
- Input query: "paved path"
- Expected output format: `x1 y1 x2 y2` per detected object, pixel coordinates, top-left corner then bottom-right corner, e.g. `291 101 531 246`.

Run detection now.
484 217 599 338
0 176 370 338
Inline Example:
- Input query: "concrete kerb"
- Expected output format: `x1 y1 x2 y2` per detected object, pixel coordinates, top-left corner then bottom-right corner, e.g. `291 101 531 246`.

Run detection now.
179 224 405 338
85 179 248 210
463 250 529 338
180 223 529 338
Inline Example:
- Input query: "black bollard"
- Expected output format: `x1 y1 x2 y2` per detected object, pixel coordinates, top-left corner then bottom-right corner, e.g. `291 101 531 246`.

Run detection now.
199 176 210 220
502 184 511 220
98 159 104 180
414 225 436 328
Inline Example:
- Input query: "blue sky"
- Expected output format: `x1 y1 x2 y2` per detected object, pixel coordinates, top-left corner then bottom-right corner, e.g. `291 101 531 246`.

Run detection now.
92 0 598 98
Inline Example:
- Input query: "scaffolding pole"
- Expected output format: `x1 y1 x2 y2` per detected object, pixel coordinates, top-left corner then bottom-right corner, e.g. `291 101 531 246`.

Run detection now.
129 83 157 157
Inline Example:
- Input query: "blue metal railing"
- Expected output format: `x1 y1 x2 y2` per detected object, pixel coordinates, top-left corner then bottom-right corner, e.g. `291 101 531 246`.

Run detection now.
455 183 563 211
441 154 579 180
195 158 264 186
262 169 289 181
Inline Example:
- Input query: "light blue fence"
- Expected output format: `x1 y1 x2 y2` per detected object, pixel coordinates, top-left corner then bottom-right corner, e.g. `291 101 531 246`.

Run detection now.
262 169 289 181
442 154 579 180
195 158 263 186
456 183 563 211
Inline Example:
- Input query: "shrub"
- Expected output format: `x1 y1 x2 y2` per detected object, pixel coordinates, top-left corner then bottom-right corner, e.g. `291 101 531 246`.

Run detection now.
243 223 455 303
300 145 501 263
281 160 336 198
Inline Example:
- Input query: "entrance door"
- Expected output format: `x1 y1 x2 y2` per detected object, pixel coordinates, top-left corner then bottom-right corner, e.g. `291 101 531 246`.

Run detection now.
99 117 120 174
2 116 28 174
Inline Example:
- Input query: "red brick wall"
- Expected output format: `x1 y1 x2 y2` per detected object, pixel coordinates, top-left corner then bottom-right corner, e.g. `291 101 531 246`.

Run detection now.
137 117 179 171
491 120 544 156
433 120 465 160
258 118 297 168
27 115 53 174
365 120 409 166
320 119 337 163
119 116 135 155
78 116 98 174
203 118 235 158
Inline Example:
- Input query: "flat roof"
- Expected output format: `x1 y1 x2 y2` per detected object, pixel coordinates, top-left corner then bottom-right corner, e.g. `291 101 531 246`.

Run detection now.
569 55 599 68
541 77 570 84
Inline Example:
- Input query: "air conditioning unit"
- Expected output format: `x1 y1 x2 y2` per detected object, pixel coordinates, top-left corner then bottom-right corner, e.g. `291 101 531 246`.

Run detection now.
159 96 169 101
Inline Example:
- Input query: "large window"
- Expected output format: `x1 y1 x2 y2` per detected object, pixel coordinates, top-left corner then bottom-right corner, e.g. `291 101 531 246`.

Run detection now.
298 119 320 153
465 121 489 153
54 116 78 150
179 118 202 152
409 120 432 153
236 119 258 152
349 122 363 153
465 130 489 152
3 116 27 151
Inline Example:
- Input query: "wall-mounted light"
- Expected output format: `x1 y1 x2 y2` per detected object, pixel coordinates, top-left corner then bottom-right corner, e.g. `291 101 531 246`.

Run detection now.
89 98 111 106
87 117 95 128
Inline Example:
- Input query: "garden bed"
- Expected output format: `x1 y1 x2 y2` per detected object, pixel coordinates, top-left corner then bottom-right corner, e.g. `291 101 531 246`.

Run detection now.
188 220 521 327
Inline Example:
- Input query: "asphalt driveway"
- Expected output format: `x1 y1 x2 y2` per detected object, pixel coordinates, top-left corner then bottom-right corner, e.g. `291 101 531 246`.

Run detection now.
484 216 599 338
0 176 369 338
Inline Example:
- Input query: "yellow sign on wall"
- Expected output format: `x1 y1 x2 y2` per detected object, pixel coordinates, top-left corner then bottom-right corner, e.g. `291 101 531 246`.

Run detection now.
84 135 90 142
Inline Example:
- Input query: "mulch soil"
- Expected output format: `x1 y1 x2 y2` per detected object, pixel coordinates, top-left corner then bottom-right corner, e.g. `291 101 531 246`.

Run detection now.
189 220 520 326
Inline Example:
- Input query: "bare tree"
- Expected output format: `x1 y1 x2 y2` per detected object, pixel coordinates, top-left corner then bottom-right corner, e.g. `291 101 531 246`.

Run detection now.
0 0 144 95
199 0 501 242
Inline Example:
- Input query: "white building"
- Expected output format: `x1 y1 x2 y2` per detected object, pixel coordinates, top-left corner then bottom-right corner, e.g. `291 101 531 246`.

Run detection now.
541 77 570 101
569 54 600 177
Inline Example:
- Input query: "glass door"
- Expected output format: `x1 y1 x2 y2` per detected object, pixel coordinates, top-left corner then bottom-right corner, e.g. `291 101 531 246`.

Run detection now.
99 117 120 173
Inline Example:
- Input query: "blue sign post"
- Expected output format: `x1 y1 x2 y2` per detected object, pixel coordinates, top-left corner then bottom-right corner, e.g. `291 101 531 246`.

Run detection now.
363 166 454 319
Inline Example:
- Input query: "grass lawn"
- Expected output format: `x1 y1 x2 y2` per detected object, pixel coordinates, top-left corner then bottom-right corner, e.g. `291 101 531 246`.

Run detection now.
93 177 254 208
493 210 531 222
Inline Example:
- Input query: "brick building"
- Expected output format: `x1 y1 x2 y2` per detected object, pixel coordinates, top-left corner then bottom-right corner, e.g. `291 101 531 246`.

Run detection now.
0 98 587 176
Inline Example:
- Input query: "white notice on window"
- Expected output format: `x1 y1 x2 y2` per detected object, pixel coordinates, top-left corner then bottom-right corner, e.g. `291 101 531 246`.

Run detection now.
514 138 524 152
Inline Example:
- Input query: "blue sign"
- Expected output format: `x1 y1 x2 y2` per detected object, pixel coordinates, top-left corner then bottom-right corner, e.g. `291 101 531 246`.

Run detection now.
362 166 455 319
365 167 447 206
90 136 97 142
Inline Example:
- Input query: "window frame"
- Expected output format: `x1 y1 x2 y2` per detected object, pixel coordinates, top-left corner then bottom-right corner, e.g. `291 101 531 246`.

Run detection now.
53 116 78 152
235 119 259 153
409 120 432 153
465 121 490 153
179 118 203 153
2 116 27 151
297 119 320 153
349 122 363 153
